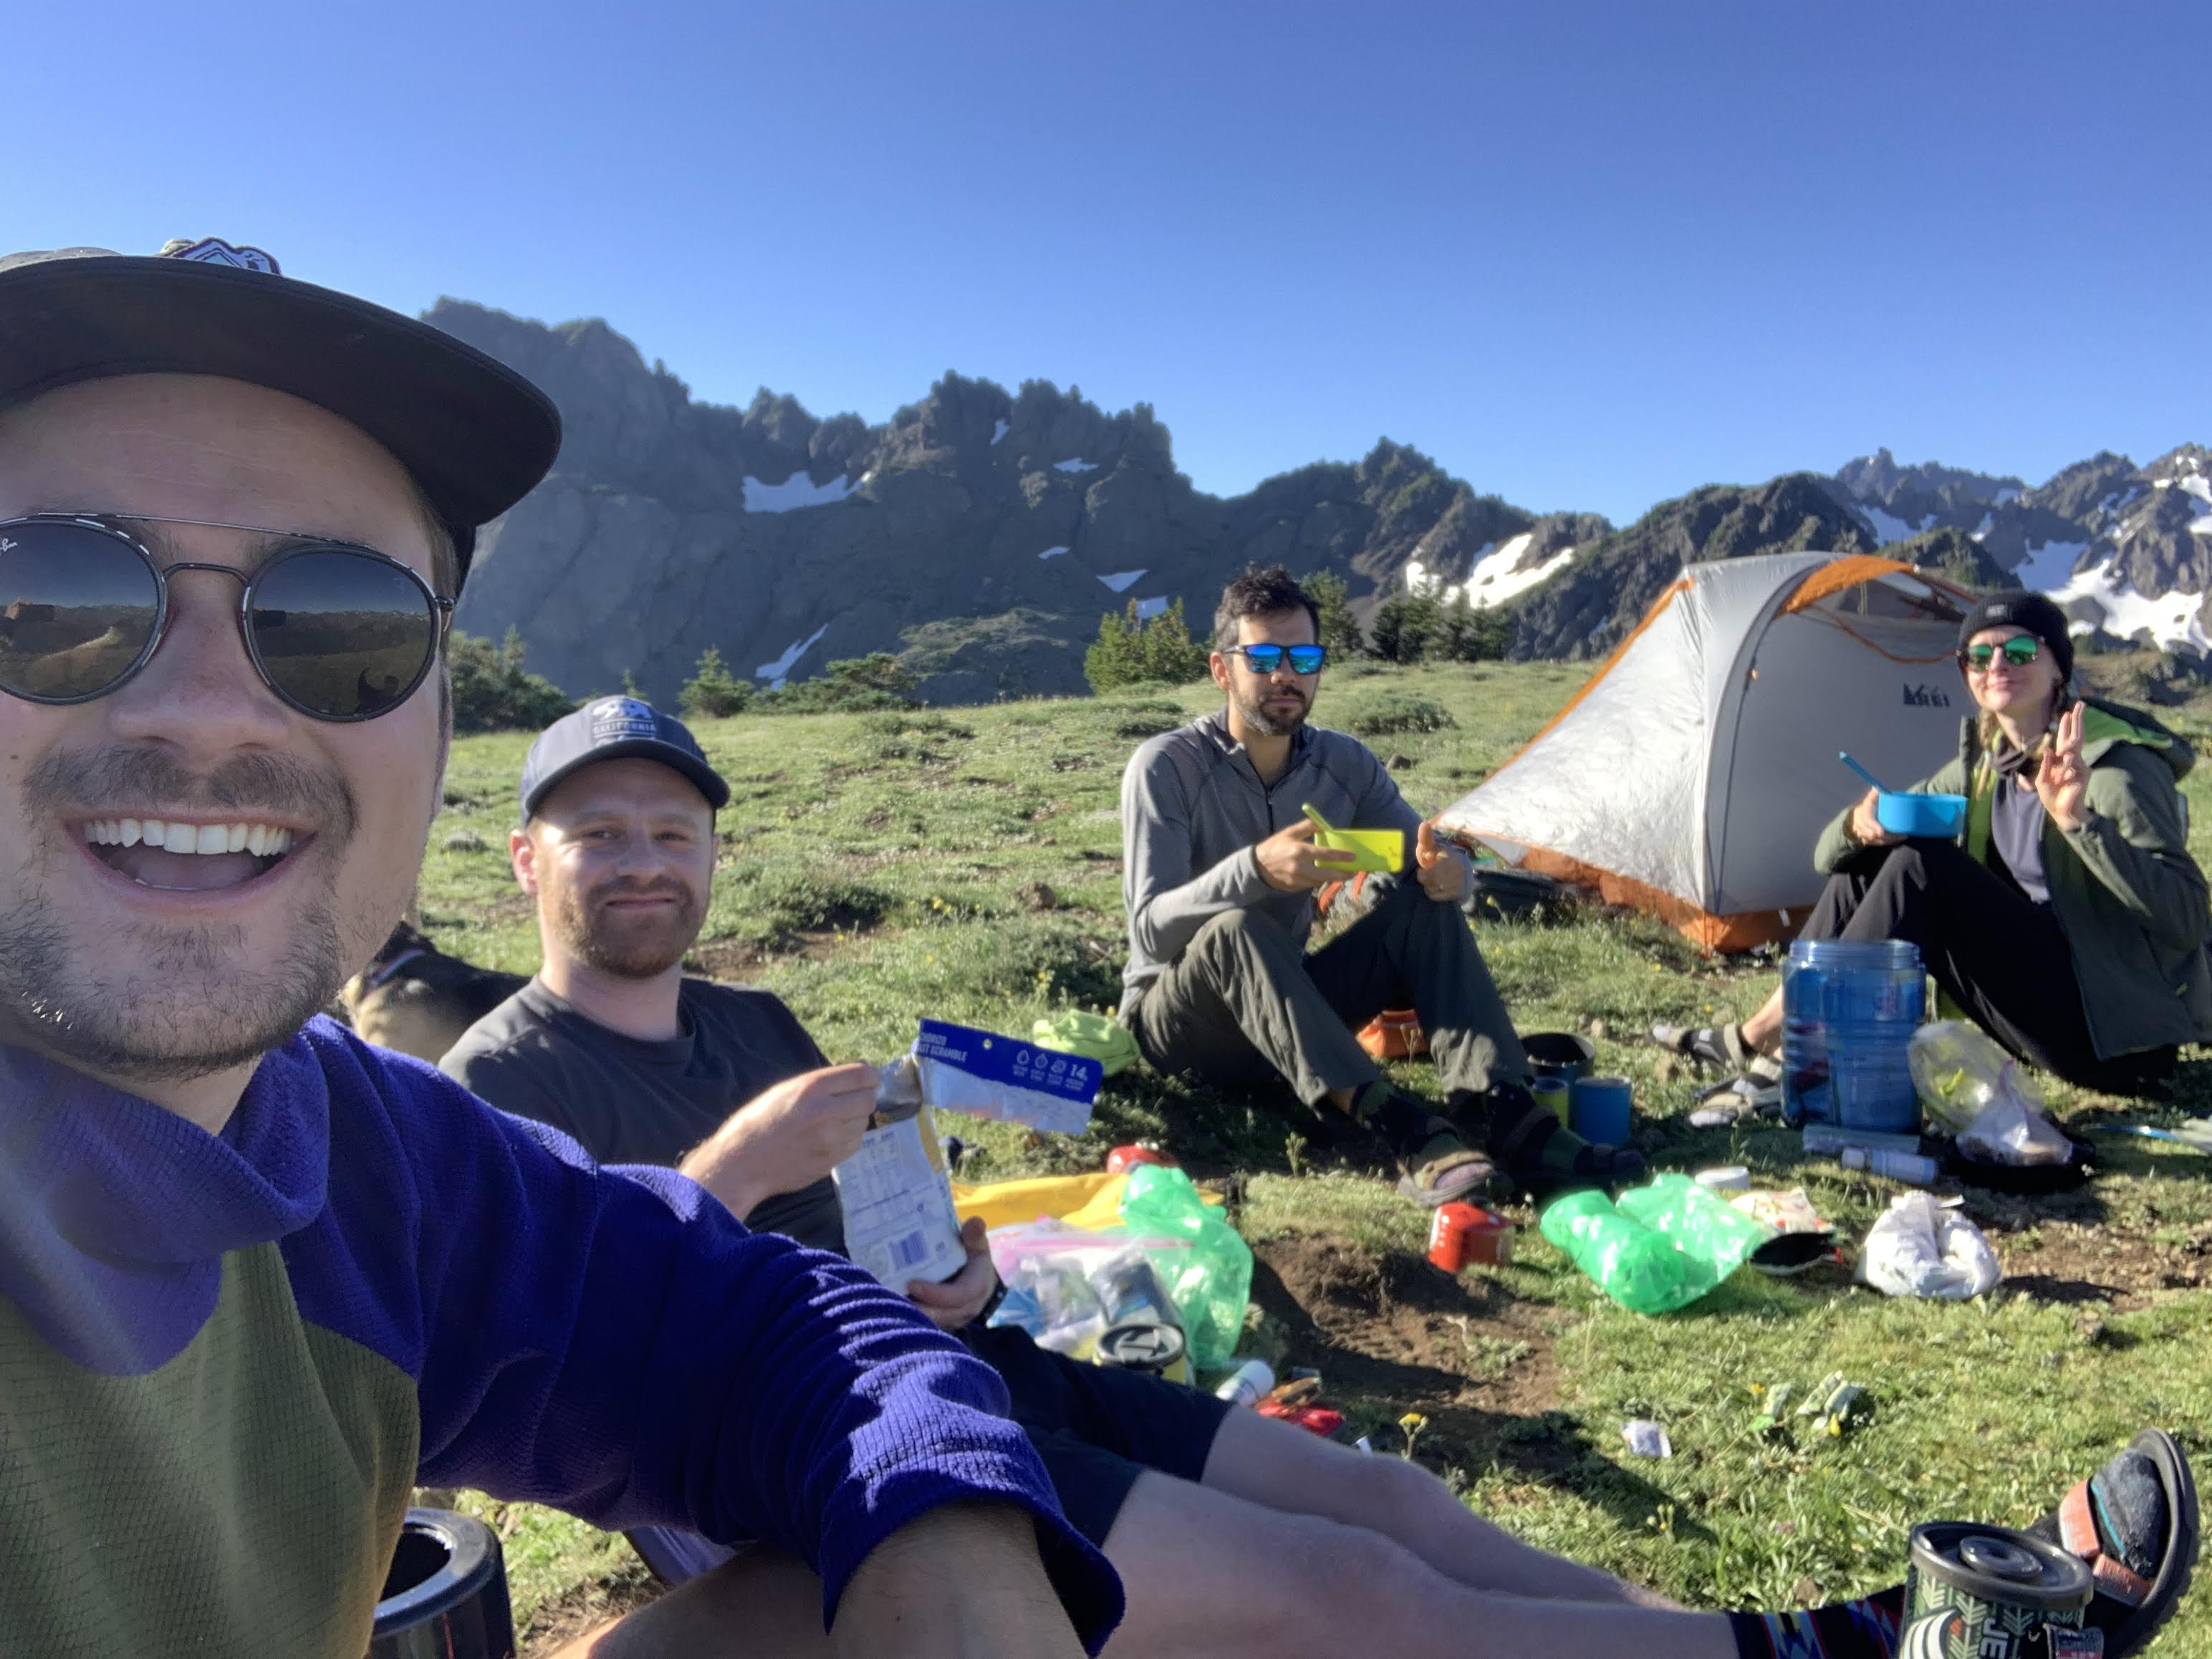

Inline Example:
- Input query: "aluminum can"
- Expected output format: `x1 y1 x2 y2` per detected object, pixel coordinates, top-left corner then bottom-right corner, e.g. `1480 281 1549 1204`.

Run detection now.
1900 1523 2095 1659
1096 1319 1189 1384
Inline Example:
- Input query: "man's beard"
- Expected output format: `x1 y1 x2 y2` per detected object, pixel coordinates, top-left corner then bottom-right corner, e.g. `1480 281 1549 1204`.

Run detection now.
0 744 361 1083
555 877 704 980
1236 683 1309 739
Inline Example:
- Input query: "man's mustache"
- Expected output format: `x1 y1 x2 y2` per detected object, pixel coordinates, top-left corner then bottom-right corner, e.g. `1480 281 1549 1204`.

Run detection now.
587 877 696 906
22 744 357 839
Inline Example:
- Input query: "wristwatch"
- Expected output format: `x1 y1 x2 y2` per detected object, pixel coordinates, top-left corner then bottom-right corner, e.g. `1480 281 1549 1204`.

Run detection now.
973 1276 1008 1327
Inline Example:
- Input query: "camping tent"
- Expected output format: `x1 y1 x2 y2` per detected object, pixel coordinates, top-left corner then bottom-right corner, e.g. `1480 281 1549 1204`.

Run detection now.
1438 552 1976 951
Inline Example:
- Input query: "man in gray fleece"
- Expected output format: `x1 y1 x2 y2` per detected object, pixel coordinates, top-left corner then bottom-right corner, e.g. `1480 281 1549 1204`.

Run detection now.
1117 565 1644 1204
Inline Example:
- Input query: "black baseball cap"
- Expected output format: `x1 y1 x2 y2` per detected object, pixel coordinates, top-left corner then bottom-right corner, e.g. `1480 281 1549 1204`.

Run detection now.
520 697 731 819
0 236 561 586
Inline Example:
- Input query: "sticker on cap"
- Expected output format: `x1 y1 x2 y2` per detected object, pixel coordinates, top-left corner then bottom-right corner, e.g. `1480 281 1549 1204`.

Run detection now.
587 696 660 744
160 237 281 274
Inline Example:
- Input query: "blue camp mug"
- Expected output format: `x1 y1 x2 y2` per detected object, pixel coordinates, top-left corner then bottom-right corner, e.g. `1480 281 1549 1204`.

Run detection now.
1569 1076 1633 1145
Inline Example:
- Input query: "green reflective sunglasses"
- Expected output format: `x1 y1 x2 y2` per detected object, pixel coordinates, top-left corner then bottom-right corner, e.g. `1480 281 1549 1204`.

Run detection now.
1958 636 2043 673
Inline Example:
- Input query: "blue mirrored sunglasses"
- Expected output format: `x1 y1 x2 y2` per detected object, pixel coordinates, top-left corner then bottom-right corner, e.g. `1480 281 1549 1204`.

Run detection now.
1227 643 1327 675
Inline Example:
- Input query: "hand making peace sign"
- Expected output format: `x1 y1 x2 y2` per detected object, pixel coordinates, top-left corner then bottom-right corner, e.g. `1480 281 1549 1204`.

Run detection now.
2037 703 2090 833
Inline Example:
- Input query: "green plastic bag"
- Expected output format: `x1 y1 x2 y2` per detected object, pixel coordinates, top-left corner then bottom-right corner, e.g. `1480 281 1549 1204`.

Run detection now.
1033 1010 1140 1077
1540 1175 1774 1315
1117 1165 1252 1367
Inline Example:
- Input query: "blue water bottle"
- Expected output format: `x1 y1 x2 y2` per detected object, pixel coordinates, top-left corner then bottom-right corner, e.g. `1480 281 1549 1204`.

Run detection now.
1781 938 1925 1132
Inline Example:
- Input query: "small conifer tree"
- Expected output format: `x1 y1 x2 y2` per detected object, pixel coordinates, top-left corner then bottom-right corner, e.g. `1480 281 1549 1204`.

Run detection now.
1136 599 1212 686
1084 602 1145 692
1297 568 1366 657
680 646 753 719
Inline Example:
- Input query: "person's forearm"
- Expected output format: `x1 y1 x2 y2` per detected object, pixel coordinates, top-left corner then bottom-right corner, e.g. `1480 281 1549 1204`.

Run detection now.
678 1137 767 1221
833 1503 1088 1658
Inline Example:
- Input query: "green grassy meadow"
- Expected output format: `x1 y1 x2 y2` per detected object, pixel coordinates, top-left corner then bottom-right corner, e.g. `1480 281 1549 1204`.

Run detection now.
418 660 2212 1653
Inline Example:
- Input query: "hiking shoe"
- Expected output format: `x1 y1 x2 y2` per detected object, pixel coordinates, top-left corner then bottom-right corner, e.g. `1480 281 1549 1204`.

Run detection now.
1451 1081 1645 1200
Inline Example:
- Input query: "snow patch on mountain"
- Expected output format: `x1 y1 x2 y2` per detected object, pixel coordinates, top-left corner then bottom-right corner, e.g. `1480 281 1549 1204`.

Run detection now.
1054 458 1100 474
1097 569 1145 593
2011 540 2090 590
1405 532 1577 610
1855 504 1925 546
2049 563 2208 652
744 473 855 512
757 622 832 687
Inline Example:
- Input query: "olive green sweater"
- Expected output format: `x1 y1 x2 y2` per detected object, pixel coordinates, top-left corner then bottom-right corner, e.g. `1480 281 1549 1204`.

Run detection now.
1810 698 2212 1059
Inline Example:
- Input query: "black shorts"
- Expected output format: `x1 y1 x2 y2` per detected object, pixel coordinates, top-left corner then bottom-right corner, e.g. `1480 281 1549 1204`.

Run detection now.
961 1322 1232 1547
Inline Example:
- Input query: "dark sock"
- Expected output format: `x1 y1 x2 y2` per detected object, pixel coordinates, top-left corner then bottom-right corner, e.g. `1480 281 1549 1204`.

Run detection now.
1453 1081 1636 1183
1350 1080 1430 1153
1727 1587 1904 1658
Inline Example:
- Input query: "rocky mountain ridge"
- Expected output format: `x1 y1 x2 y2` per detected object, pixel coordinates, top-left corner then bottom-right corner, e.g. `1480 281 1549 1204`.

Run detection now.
1827 444 2212 652
433 301 2209 702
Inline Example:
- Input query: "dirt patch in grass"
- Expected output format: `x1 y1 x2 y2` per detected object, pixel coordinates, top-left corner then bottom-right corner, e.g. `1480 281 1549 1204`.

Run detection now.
1251 1233 1568 1479
1996 1217 2212 1309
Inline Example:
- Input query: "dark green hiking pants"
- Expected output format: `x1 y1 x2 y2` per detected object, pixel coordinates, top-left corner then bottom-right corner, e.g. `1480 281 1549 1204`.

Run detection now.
1127 880 1526 1106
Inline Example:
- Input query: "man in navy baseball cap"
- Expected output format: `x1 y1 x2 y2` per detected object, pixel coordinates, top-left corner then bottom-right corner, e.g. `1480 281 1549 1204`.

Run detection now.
521 696 732 820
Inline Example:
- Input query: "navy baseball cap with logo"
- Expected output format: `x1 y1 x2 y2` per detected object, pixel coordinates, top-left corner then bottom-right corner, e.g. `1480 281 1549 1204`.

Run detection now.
520 698 731 819
0 236 561 585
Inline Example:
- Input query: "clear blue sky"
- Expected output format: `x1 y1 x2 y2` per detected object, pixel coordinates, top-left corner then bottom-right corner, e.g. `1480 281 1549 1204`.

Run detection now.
8 1 2204 523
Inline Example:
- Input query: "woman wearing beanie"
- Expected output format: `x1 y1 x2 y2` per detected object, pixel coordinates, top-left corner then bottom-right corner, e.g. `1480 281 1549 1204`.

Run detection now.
1664 591 2212 1093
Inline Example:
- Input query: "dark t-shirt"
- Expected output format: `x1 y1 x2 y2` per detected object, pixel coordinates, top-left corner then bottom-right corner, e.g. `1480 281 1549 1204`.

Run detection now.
441 977 846 1254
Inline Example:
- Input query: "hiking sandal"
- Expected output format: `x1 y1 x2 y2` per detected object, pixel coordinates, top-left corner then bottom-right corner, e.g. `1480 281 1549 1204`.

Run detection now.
1395 1126 1499 1208
1650 1021 1757 1073
2027 1428 2199 1655
1461 1081 1646 1200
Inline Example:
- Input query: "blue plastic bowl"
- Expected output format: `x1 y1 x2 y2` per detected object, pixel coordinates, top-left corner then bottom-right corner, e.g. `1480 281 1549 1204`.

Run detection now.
1875 791 1967 837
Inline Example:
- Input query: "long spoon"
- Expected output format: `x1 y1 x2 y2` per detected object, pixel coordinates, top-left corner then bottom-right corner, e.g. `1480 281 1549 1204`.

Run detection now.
1837 751 1890 794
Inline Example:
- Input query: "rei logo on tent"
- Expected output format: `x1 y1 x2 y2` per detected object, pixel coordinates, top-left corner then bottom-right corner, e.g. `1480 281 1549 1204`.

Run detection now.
1902 683 1953 708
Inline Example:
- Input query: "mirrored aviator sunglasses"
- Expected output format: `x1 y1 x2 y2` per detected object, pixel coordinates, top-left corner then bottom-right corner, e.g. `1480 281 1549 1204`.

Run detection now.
1958 635 2042 673
1234 643 1328 674
0 515 452 721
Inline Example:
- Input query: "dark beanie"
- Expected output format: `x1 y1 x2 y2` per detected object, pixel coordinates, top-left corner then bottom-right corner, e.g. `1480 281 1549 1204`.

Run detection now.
1957 590 2074 683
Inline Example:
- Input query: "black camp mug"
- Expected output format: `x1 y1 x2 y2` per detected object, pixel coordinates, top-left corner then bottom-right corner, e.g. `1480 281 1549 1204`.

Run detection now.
367 1507 515 1659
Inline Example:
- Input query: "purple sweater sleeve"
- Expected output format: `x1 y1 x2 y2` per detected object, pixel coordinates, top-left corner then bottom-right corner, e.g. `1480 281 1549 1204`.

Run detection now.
302 1026 1120 1641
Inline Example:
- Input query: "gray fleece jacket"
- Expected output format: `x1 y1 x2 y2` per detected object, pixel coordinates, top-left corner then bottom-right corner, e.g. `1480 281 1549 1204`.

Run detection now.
1118 711 1441 1012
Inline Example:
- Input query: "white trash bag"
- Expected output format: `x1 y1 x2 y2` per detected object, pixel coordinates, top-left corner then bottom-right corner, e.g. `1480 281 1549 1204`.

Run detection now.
1857 1192 2001 1300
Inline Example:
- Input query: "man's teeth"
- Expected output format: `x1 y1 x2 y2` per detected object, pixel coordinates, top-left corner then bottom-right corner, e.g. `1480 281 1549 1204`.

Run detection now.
82 819 293 856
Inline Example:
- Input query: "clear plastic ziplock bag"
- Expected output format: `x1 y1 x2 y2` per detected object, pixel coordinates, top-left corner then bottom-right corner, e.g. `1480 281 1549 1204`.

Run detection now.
985 1218 1191 1359
1908 1020 2044 1132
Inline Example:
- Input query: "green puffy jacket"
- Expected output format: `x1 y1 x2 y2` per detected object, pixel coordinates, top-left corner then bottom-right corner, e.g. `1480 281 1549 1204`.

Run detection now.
1810 697 2212 1060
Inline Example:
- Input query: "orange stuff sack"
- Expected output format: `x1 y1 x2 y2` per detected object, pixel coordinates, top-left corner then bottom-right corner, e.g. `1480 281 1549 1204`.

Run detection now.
1357 1008 1428 1060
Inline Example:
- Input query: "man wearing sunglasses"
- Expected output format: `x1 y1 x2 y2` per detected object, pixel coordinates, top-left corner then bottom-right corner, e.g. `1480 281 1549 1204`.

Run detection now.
0 241 1119 1658
1661 590 2212 1094
1118 564 1644 1205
